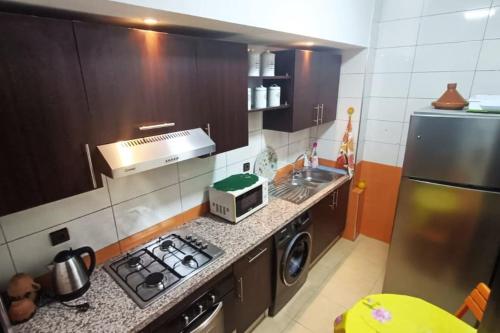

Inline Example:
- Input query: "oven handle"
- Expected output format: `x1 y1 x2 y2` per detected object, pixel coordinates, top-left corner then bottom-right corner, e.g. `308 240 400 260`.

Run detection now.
186 301 223 333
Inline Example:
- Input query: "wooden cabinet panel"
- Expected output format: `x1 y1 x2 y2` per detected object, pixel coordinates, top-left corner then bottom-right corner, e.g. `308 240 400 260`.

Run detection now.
318 53 341 123
233 238 273 332
74 22 199 145
195 38 248 154
263 49 341 132
0 13 96 216
310 180 351 264
291 50 322 131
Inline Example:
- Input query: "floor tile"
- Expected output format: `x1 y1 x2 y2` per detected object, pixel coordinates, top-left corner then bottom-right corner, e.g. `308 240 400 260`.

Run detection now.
283 321 313 333
295 294 346 333
252 236 389 333
251 313 292 333
277 283 318 319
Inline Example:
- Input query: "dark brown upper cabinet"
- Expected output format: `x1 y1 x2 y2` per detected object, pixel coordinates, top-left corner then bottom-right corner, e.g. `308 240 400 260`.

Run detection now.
263 49 341 132
195 38 248 154
0 13 98 217
74 22 248 155
0 13 249 217
74 22 200 145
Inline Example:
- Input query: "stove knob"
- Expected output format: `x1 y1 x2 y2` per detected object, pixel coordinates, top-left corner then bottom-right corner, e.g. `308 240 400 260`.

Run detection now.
186 235 192 240
209 293 216 303
191 237 198 243
182 314 190 326
198 304 204 314
201 243 208 249
196 240 202 247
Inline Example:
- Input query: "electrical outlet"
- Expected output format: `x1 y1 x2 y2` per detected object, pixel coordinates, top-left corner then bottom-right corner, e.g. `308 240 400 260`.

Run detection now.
49 227 70 246
243 162 250 172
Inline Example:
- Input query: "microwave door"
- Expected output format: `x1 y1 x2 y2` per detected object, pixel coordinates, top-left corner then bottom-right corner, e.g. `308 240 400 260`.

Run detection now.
235 185 263 218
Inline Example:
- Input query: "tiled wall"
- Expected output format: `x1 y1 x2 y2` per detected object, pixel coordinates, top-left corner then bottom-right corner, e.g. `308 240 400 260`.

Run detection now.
360 0 500 167
0 112 312 288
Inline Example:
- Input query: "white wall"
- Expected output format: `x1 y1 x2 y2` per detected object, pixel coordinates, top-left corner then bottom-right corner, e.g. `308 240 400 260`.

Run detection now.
112 0 377 47
359 0 500 167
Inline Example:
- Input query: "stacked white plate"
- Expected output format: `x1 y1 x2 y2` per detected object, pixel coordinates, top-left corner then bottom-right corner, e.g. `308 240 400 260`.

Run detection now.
469 95 500 112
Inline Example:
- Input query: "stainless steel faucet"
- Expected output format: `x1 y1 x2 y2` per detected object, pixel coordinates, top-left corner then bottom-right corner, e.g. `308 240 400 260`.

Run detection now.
292 153 307 177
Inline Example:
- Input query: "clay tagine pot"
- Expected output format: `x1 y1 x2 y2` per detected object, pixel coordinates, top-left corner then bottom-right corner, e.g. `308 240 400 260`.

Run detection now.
432 83 469 110
8 298 37 324
7 273 41 302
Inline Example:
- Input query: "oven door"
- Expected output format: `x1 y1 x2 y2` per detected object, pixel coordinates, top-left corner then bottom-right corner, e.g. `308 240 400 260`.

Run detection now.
235 185 263 218
185 302 224 333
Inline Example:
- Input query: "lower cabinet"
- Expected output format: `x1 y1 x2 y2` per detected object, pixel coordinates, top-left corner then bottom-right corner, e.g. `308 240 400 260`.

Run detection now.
232 238 273 333
310 180 351 264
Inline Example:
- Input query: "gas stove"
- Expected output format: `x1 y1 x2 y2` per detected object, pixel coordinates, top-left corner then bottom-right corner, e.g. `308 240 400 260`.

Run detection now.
104 231 224 308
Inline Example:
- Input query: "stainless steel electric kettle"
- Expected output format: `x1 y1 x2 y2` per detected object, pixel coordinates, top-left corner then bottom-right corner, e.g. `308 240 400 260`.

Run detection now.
50 246 96 301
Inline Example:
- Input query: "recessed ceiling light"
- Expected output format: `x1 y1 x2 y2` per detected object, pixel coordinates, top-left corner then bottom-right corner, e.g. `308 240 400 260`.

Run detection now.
143 17 158 25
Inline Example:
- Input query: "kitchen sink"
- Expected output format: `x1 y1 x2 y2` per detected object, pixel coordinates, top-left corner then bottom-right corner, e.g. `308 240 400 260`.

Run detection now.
295 169 335 183
269 168 344 204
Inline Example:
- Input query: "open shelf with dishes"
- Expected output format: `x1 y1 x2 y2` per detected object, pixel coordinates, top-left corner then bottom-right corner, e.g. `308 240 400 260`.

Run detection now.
247 50 292 113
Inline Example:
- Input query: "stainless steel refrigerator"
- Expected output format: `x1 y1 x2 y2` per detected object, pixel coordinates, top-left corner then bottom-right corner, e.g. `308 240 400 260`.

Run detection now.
479 258 500 333
383 110 500 324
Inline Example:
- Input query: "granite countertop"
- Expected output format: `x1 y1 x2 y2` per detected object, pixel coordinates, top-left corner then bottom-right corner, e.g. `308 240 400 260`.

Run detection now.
15 175 350 333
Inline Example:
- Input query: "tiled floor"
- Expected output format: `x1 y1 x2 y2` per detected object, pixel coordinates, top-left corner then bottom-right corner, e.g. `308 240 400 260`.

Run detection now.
252 235 389 333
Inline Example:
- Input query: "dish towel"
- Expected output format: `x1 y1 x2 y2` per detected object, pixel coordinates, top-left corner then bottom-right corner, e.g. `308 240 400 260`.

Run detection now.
336 107 355 176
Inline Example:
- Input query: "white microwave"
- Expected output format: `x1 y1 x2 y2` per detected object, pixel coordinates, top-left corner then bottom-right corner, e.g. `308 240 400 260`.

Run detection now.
208 175 268 223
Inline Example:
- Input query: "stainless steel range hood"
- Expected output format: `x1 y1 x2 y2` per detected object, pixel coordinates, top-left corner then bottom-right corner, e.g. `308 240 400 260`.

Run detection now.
97 128 215 178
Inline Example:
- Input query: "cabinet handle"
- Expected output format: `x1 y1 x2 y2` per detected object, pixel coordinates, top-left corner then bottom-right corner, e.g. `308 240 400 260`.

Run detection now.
205 123 211 137
237 277 244 303
138 122 175 131
329 190 338 210
313 105 320 124
85 144 97 189
247 247 267 263
320 104 324 124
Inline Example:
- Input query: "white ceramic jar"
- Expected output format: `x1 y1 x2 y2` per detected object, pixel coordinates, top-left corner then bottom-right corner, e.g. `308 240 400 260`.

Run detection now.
268 85 281 107
261 50 275 76
254 85 267 109
248 50 260 76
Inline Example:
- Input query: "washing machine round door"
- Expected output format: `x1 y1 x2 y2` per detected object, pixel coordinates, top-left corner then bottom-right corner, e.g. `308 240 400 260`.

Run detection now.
281 231 312 286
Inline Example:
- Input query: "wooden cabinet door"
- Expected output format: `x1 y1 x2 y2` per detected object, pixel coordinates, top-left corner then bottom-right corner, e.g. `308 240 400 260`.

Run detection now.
310 194 336 263
310 180 351 264
0 13 95 216
233 238 273 332
74 22 199 145
332 180 350 237
292 50 323 131
195 38 248 154
318 53 341 124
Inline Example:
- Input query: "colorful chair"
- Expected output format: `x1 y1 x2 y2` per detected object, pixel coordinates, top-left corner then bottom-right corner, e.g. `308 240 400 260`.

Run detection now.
455 282 491 322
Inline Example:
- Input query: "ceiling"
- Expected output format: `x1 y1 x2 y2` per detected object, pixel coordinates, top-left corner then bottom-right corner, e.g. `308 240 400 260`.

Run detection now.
0 0 356 50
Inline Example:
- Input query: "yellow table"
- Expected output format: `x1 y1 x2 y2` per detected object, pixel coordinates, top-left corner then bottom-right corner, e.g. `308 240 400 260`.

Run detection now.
334 294 476 333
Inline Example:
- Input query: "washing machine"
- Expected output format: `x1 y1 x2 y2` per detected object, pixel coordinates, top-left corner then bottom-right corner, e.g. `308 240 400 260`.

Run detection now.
269 210 312 316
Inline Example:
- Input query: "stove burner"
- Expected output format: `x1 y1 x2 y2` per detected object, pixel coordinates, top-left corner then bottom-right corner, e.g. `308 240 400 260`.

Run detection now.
127 256 142 269
181 255 198 269
160 240 174 251
145 272 164 289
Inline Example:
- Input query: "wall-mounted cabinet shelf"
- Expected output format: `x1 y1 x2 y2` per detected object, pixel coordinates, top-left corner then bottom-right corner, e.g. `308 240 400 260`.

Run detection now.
248 104 290 113
248 75 291 80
